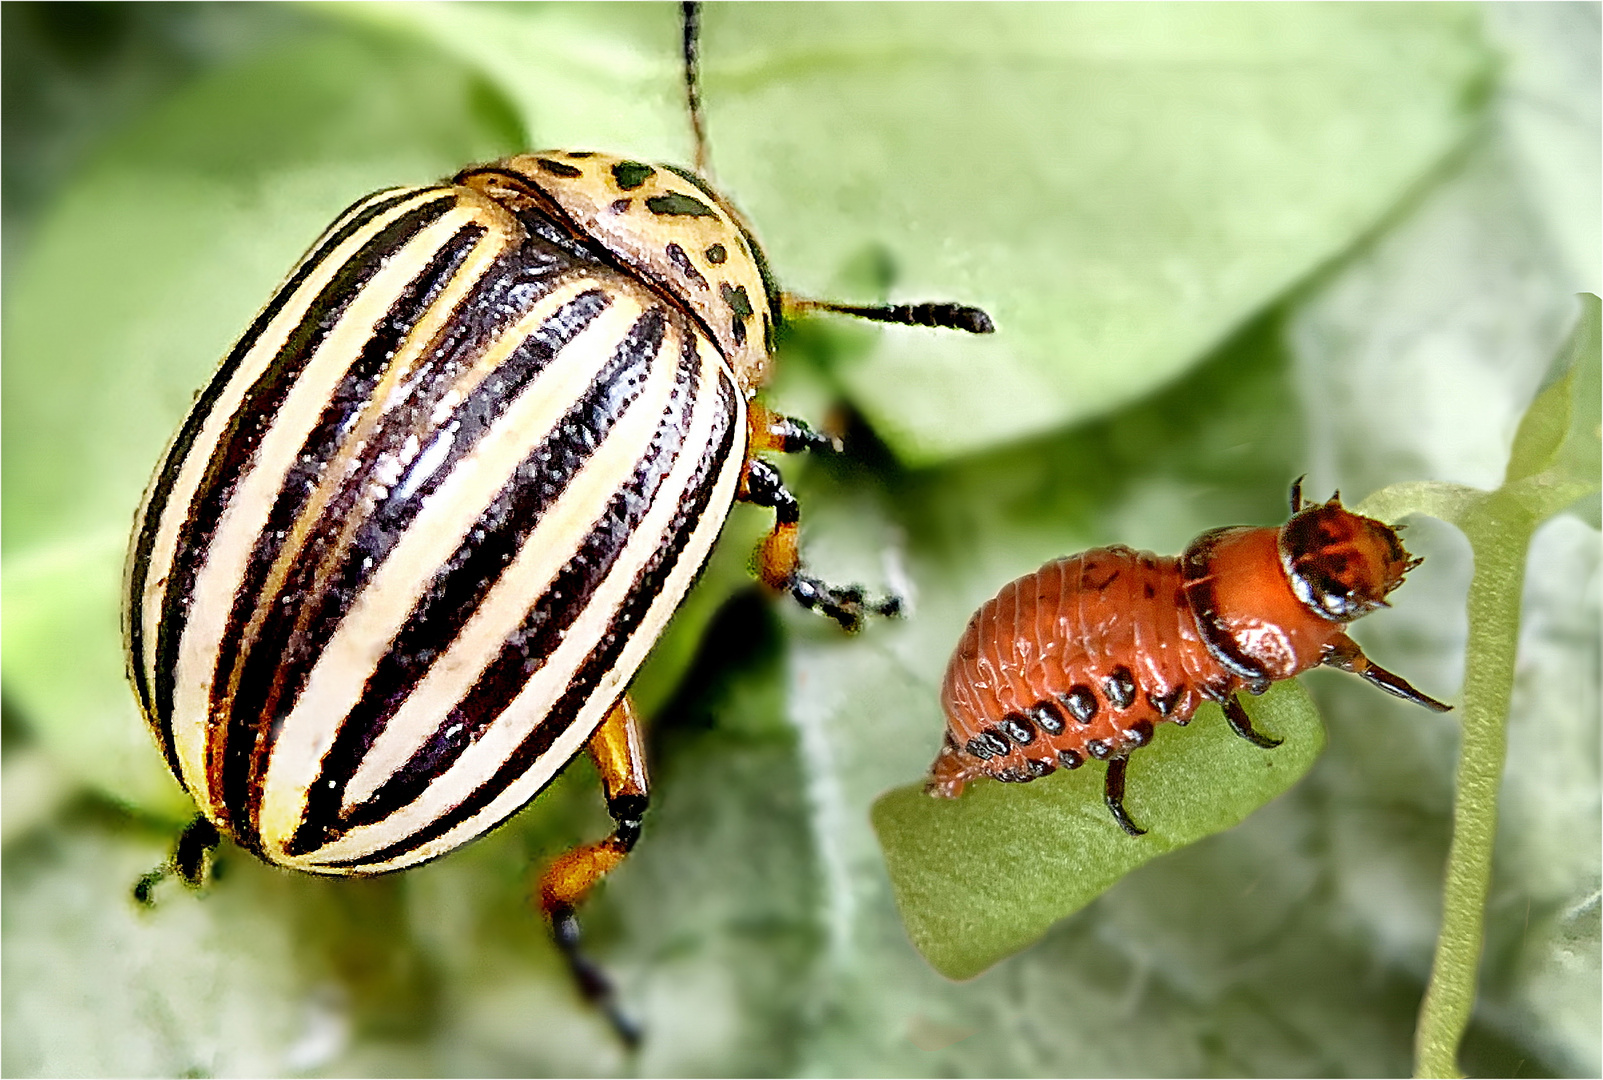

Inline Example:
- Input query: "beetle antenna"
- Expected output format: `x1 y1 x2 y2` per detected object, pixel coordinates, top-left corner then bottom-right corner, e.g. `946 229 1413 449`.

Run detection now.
682 2 710 175
1289 475 1306 513
787 298 996 335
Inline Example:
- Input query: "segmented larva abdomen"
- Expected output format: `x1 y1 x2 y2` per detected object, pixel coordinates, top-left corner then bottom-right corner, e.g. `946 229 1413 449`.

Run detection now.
933 545 1227 794
928 490 1450 834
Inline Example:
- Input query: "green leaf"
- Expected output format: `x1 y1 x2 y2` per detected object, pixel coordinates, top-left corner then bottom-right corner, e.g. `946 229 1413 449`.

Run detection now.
1505 296 1602 495
361 3 1493 463
874 681 1323 980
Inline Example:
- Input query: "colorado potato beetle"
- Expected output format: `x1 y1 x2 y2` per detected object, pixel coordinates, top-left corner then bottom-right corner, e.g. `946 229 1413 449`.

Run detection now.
126 3 992 1040
929 480 1451 834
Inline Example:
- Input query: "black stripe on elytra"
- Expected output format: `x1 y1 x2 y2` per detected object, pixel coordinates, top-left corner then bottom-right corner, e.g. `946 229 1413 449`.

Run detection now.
299 315 701 850
149 194 460 810
211 260 606 791
128 186 427 778
285 305 671 853
314 363 739 870
269 287 612 855
217 222 490 849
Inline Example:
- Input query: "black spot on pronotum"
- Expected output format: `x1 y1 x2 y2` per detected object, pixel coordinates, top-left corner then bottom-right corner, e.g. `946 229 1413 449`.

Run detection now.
608 198 631 214
720 283 754 317
536 157 583 178
704 243 727 264
721 282 753 347
565 150 596 159
646 192 718 218
965 737 997 761
665 243 708 289
611 161 656 191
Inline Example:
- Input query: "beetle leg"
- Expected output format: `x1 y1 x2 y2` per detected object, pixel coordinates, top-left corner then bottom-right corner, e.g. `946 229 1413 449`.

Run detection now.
1323 634 1453 712
1222 693 1283 749
738 457 899 631
746 399 841 456
133 814 220 905
538 695 650 1047
1103 758 1147 837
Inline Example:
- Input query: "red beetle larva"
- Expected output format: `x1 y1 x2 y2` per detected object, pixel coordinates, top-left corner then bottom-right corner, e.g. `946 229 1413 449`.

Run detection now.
928 480 1451 834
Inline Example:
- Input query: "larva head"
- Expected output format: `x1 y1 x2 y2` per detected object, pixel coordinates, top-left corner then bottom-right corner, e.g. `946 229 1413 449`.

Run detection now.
455 151 778 392
1278 495 1419 622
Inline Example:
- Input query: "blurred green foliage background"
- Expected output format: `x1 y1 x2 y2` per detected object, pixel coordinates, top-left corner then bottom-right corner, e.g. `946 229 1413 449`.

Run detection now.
3 3 1597 1075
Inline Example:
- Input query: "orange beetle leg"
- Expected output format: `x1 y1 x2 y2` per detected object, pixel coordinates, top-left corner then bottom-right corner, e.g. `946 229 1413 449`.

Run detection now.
537 695 650 1047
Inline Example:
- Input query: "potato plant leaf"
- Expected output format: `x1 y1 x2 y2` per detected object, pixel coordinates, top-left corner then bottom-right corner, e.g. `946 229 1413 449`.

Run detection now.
355 2 1493 463
873 679 1322 980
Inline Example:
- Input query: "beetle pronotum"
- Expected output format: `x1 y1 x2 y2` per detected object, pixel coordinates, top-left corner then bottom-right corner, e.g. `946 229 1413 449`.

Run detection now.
126 3 992 1041
929 480 1451 834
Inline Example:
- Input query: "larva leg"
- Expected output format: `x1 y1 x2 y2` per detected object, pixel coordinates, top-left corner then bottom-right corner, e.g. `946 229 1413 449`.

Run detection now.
1103 758 1146 837
1222 693 1284 749
738 457 899 631
925 733 976 799
132 814 220 905
538 695 650 1048
1323 634 1453 712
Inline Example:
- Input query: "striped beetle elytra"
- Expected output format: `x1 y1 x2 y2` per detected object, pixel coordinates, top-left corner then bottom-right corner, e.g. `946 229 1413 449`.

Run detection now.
125 2 992 1042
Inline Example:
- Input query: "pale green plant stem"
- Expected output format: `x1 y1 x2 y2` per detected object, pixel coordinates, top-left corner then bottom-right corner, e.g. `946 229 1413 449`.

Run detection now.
1412 496 1536 1079
1364 289 1599 1075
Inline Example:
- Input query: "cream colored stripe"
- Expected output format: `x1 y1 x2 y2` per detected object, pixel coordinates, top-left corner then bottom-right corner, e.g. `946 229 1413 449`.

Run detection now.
297 328 743 870
219 204 519 795
312 292 678 832
141 187 442 801
170 203 487 811
139 188 439 698
253 286 649 852
340 356 747 875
